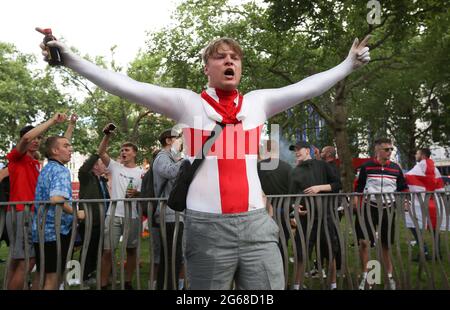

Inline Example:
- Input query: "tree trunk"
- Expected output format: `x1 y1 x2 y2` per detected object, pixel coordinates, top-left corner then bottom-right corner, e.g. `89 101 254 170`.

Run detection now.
333 82 355 193
404 107 417 170
406 133 417 170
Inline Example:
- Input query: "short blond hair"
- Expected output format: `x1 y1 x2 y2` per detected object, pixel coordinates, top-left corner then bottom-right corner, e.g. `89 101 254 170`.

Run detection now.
202 38 243 64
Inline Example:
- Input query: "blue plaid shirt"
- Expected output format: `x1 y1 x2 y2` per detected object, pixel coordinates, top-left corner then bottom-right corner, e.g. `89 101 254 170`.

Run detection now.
32 160 73 243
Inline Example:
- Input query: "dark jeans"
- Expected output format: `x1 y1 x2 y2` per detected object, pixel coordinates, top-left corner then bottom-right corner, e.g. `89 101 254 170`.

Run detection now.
295 216 339 262
79 223 101 281
278 212 292 271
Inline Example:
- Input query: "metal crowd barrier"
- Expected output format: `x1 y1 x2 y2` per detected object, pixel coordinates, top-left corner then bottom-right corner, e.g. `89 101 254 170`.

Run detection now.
0 191 449 290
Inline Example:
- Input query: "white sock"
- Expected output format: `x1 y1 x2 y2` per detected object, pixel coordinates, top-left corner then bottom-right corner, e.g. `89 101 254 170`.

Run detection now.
293 284 300 290
387 273 393 279
178 279 184 290
330 282 337 290
362 272 368 279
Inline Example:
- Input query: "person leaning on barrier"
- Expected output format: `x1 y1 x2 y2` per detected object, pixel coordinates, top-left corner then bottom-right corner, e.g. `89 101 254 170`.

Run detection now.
257 140 293 271
97 124 144 290
405 147 447 262
320 145 344 216
152 129 184 290
31 135 83 290
320 145 344 270
354 137 408 290
257 140 292 197
139 148 161 287
77 153 110 284
289 141 342 290
5 112 72 290
37 27 370 290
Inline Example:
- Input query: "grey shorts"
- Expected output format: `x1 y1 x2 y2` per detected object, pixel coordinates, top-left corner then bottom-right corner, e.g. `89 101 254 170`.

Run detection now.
103 215 140 250
6 211 35 259
183 208 284 290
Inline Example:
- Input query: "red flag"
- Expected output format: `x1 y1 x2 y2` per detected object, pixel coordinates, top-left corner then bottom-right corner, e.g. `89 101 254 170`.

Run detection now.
405 159 447 230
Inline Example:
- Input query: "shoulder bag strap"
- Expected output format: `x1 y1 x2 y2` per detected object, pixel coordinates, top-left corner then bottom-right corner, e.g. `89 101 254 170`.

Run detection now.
188 122 225 180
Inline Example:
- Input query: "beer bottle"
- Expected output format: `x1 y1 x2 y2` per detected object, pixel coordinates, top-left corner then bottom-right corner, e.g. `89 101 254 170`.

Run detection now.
126 179 134 198
42 28 63 66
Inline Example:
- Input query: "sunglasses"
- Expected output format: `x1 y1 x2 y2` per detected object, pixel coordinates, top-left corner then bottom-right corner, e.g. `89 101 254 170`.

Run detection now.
382 147 394 152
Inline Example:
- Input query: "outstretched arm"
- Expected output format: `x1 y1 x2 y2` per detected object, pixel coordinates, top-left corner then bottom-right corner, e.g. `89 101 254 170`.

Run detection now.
17 113 67 154
64 113 77 141
98 125 112 167
36 27 192 122
258 36 371 118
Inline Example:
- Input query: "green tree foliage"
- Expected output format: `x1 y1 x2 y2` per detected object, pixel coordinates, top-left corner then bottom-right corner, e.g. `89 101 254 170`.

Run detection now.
264 0 450 185
0 42 71 157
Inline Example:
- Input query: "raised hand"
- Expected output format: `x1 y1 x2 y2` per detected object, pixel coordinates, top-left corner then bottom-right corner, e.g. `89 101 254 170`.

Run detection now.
102 123 117 136
347 35 371 70
52 112 67 124
69 113 78 124
35 27 68 63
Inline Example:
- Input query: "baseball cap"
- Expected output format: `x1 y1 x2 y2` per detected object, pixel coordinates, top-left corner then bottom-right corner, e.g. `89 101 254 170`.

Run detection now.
289 141 311 151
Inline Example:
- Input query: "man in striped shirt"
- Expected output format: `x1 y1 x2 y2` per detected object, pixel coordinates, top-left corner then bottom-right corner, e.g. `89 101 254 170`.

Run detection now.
354 138 408 290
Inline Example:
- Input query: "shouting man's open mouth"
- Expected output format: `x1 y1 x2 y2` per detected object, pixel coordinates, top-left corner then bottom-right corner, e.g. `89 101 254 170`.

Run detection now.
224 68 235 79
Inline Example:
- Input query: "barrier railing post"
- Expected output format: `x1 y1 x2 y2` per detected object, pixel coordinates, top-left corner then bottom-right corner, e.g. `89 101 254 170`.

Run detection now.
146 199 155 290
96 201 106 290
79 201 93 290
160 201 168 290
108 201 117 290
21 203 32 290
136 199 143 290
0 205 6 290
120 200 131 290
1 194 448 290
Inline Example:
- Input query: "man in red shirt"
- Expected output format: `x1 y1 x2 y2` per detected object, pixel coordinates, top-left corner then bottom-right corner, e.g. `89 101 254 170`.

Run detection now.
6 112 75 290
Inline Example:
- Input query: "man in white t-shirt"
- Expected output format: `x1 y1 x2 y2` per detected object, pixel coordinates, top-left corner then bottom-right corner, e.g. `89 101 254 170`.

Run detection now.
97 124 144 290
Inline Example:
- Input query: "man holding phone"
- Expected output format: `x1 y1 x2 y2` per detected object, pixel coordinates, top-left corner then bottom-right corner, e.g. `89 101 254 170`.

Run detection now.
97 123 144 290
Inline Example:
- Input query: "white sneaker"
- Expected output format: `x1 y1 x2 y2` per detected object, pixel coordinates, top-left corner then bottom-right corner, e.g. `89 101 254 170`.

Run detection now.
359 278 374 290
358 278 366 290
388 277 396 290
68 278 81 286
83 277 96 287
309 268 319 278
